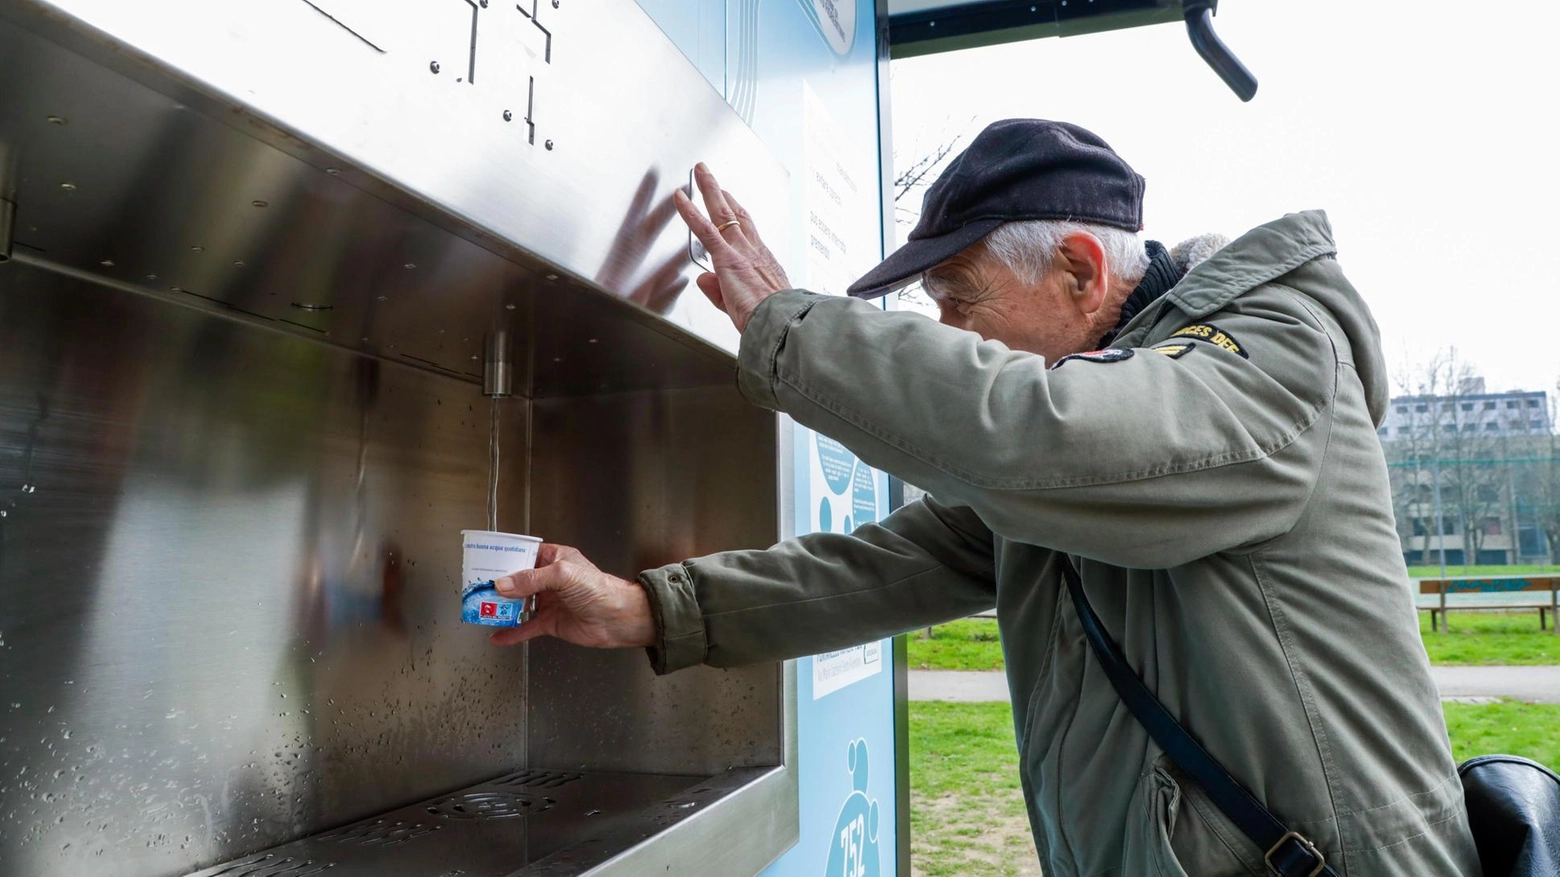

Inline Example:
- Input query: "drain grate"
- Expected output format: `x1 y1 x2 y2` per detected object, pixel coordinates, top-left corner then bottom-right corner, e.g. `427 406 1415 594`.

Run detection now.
316 818 439 847
492 769 583 790
424 790 553 820
205 854 334 876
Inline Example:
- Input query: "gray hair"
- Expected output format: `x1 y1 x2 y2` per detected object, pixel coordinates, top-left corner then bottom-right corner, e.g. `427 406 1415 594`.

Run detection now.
982 219 1150 288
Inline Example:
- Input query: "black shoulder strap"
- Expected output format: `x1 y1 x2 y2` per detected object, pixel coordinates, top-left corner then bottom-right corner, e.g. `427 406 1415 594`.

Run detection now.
1061 557 1340 877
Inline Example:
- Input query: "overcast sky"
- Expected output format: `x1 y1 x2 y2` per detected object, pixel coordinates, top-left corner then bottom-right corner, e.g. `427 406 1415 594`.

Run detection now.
889 1 1560 394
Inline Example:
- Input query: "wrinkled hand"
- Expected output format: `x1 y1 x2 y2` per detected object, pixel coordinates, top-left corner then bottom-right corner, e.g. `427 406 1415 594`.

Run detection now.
673 163 792 333
487 544 656 649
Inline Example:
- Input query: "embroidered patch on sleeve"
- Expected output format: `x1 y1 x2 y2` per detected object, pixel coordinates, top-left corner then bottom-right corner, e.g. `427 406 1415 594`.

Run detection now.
1168 323 1248 358
1151 342 1196 360
1051 348 1134 369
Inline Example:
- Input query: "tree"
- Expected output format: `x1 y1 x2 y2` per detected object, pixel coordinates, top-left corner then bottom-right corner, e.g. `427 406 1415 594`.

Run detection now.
1534 380 1560 563
1387 349 1509 565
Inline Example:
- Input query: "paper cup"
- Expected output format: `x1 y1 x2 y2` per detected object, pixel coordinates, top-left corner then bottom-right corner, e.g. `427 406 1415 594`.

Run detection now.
460 530 543 628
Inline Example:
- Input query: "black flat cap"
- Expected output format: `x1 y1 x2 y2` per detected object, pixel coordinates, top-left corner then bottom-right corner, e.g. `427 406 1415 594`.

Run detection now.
848 119 1146 299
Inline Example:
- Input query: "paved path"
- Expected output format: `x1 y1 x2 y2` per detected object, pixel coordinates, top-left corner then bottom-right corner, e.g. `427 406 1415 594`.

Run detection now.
909 666 1560 704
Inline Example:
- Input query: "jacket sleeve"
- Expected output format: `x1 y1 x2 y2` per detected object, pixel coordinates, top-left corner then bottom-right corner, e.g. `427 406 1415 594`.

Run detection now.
638 495 996 674
734 288 1335 570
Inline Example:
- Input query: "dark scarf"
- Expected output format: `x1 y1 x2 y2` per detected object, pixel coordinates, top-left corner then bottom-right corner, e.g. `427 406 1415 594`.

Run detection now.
1098 240 1181 348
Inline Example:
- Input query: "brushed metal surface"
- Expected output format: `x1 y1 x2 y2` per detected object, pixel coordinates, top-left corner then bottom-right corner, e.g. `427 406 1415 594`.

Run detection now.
0 259 531 875
529 388 781 777
0 0 789 363
0 0 800 872
0 249 789 877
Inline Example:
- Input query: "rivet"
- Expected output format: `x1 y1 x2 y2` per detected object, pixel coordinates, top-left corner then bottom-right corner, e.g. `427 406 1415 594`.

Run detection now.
429 61 441 74
545 274 558 281
377 295 388 301
99 260 115 267
59 182 77 191
251 200 268 208
325 168 341 176
552 357 562 363
403 263 416 269
503 109 513 121
190 246 204 252
552 0 559 7
544 139 554 150
170 286 183 293
361 337 370 343
146 274 159 281
587 338 598 344
233 260 245 267
46 115 66 125
505 304 517 311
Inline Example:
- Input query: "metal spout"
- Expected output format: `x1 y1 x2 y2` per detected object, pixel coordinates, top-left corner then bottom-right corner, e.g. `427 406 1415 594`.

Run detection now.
483 330 514 398
0 199 15 263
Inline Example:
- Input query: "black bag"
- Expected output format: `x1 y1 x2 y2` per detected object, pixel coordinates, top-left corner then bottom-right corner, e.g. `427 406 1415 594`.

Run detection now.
1458 755 1560 877
1061 558 1560 876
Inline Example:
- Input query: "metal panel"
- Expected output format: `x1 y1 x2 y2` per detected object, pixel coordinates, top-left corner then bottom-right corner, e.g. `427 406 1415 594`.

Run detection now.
887 0 1181 58
0 0 788 363
0 0 800 873
0 259 531 875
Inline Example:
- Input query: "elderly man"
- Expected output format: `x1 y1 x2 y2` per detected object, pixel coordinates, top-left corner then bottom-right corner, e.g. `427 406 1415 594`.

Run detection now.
488 120 1480 876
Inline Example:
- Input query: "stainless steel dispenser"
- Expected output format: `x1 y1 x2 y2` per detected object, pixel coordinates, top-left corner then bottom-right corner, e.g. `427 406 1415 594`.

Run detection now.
0 1 796 874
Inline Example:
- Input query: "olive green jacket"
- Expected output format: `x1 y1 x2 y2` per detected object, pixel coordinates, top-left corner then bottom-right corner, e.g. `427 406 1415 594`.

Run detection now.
639 211 1481 876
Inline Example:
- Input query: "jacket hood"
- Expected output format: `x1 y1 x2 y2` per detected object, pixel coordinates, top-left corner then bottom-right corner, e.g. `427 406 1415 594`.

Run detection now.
1163 210 1390 426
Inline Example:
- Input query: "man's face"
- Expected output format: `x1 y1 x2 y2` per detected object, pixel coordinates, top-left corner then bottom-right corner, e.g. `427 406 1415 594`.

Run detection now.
920 239 1107 363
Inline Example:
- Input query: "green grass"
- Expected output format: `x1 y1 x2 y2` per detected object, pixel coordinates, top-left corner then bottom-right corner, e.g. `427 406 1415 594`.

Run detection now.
1419 611 1560 665
1443 700 1560 768
1409 564 1560 578
909 613 1559 671
910 700 1558 875
907 619 1005 671
910 701 1035 876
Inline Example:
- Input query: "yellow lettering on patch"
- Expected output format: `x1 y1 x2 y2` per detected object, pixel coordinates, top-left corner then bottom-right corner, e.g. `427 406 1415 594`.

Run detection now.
1170 324 1248 359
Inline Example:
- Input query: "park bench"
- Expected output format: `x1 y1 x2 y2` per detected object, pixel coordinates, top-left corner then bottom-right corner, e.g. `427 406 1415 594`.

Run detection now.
1417 576 1559 633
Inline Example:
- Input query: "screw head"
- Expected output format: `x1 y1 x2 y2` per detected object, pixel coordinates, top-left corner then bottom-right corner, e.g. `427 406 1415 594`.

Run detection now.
429 61 441 74
552 0 559 7
544 139 555 150
503 109 513 121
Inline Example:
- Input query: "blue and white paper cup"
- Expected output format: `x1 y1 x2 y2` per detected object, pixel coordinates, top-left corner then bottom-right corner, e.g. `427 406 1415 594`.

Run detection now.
460 530 542 628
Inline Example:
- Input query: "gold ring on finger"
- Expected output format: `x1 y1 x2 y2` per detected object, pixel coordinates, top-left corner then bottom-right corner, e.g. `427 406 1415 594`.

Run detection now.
716 219 742 232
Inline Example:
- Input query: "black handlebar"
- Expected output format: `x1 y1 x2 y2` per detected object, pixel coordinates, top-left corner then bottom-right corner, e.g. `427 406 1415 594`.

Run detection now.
1183 1 1258 102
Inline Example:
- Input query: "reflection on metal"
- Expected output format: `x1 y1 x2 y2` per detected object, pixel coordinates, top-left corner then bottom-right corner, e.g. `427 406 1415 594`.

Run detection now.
0 0 797 874
483 330 515 399
0 198 13 262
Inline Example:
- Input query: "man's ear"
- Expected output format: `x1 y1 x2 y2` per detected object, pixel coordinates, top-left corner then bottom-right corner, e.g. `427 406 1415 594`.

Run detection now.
1056 232 1109 316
